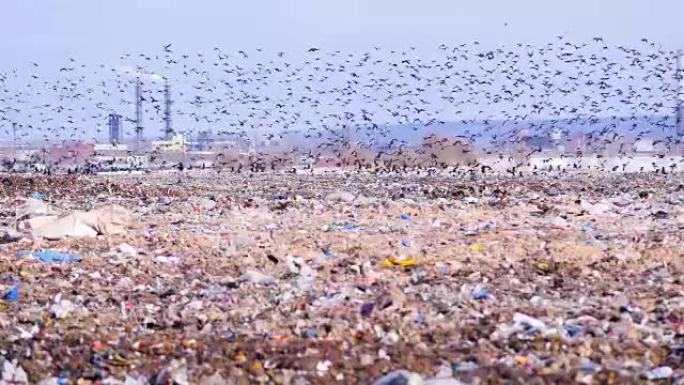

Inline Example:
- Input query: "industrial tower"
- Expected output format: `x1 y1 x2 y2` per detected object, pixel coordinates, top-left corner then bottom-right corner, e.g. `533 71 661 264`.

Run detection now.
108 113 123 143
163 78 174 140
135 77 143 149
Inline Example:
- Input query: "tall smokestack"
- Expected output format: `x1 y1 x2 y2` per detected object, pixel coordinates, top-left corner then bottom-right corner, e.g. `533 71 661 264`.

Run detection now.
135 77 143 149
164 78 173 140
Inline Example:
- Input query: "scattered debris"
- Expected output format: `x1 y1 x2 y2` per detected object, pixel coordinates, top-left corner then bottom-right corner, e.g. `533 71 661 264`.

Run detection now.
0 174 682 384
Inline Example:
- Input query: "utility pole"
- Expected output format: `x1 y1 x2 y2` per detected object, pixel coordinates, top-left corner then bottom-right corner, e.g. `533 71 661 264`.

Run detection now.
135 77 143 150
11 122 17 162
344 112 352 149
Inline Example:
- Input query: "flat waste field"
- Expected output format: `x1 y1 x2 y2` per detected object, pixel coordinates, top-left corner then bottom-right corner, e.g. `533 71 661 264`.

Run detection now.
1 172 683 384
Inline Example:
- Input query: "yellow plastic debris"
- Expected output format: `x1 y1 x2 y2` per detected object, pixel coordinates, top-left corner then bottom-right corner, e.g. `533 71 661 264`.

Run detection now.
535 262 553 273
469 243 485 253
380 257 418 268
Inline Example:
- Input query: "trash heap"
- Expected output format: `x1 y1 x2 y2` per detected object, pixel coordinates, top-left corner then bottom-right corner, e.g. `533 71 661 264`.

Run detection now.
0 173 683 384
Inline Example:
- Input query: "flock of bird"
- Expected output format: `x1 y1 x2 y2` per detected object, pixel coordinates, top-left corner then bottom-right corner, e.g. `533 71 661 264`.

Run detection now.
0 37 682 174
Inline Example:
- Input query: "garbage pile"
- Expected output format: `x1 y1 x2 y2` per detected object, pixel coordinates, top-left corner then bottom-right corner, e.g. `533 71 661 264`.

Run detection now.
0 173 683 384
15 197 133 241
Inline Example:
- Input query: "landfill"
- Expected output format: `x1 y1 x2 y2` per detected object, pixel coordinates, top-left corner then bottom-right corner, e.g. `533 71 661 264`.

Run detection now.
1 172 684 384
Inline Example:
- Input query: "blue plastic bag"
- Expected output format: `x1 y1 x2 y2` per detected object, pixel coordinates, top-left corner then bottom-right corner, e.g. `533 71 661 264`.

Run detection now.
31 192 47 200
17 250 81 264
2 283 19 301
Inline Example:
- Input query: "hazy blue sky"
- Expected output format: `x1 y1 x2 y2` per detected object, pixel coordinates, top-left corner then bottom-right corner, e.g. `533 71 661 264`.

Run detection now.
1 0 683 67
1 0 681 143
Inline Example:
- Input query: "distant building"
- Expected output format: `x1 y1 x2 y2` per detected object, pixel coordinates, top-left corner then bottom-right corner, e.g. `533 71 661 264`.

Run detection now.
522 127 569 153
206 140 238 152
299 154 316 166
194 131 213 151
94 143 129 152
185 151 217 168
569 132 588 154
152 133 187 152
108 113 123 144
548 127 565 142
632 138 666 154
633 139 653 153
548 127 569 152
47 142 95 168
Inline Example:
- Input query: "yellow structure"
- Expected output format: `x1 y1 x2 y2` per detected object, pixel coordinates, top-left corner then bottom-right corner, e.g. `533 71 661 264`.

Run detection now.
152 133 187 152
